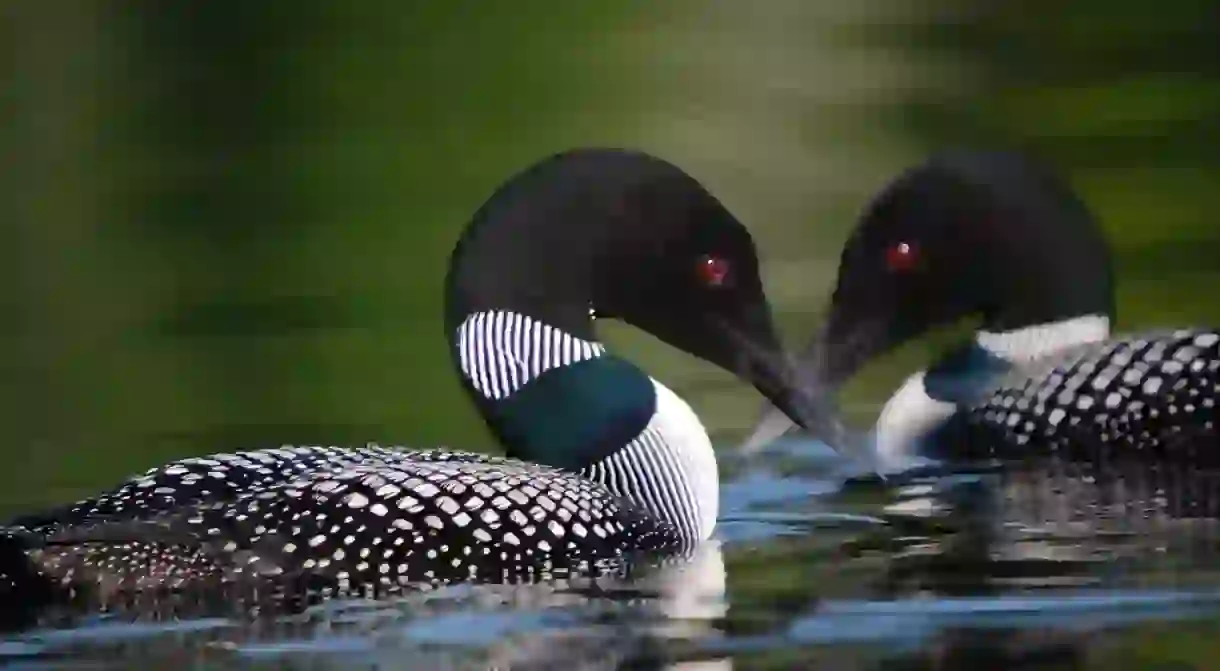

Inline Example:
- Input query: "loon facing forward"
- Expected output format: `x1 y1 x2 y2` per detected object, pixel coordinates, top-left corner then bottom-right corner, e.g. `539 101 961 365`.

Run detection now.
4 149 821 607
746 149 1219 475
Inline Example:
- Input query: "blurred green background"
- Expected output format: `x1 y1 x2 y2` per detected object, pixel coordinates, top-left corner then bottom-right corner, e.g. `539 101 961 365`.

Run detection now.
2 1 1218 520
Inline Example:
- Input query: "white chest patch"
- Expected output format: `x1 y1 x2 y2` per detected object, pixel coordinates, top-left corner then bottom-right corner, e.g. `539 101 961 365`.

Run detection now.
873 371 958 474
649 378 719 541
581 378 719 544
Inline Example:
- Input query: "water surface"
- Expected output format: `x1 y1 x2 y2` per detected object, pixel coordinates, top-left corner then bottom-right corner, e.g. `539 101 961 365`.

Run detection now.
5 437 1220 670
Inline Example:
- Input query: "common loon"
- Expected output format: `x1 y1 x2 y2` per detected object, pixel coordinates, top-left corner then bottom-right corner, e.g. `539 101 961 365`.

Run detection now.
745 149 1219 477
2 149 822 609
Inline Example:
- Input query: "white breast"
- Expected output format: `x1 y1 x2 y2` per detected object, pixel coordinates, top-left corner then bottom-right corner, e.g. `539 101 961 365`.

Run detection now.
582 377 720 544
649 378 719 541
873 371 957 474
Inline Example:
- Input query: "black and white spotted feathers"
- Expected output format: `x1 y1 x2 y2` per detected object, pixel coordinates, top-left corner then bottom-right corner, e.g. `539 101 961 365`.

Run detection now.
4 445 685 607
945 328 1220 464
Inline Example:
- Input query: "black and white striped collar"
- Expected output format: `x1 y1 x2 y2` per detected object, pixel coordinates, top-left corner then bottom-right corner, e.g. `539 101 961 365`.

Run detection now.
455 310 606 401
975 314 1111 362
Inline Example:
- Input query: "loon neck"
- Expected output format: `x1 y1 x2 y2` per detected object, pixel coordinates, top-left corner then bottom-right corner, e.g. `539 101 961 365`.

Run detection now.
583 377 719 543
871 314 1114 473
974 314 1112 362
452 309 718 543
920 314 1114 407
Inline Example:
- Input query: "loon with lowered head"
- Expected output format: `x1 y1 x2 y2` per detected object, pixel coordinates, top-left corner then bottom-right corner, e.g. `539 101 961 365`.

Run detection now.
2 149 823 609
746 149 1220 481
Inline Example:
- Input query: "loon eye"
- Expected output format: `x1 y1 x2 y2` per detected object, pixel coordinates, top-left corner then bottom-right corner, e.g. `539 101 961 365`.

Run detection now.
696 255 731 287
885 241 919 273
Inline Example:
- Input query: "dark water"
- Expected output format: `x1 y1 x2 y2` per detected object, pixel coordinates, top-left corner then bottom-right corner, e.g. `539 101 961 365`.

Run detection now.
4 440 1220 670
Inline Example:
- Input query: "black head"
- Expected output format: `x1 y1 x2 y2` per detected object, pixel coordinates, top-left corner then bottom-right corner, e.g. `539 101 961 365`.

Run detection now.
587 162 778 388
809 149 1115 390
447 148 828 441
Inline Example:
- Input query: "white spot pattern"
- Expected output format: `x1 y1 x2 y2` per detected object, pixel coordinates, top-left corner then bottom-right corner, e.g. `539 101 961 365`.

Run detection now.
972 327 1220 458
14 445 684 600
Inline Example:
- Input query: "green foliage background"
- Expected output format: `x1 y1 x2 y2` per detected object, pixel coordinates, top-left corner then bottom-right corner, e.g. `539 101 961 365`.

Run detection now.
3 3 1220 666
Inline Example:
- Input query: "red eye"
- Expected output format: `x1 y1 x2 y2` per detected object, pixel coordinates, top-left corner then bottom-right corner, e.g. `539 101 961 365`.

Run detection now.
885 241 919 272
697 255 731 287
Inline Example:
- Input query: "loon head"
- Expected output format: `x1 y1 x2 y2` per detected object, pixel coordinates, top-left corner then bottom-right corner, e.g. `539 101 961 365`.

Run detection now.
446 148 828 539
745 149 1117 470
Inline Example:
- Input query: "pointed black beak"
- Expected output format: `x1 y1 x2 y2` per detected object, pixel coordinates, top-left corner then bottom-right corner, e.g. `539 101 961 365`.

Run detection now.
740 310 896 459
712 312 850 453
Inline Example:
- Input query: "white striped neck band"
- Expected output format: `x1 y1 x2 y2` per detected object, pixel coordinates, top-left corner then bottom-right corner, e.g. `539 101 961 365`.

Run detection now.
455 310 606 401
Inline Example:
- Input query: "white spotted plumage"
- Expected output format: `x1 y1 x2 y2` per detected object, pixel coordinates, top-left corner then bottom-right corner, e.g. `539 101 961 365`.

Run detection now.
20 446 682 599
971 326 1220 454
